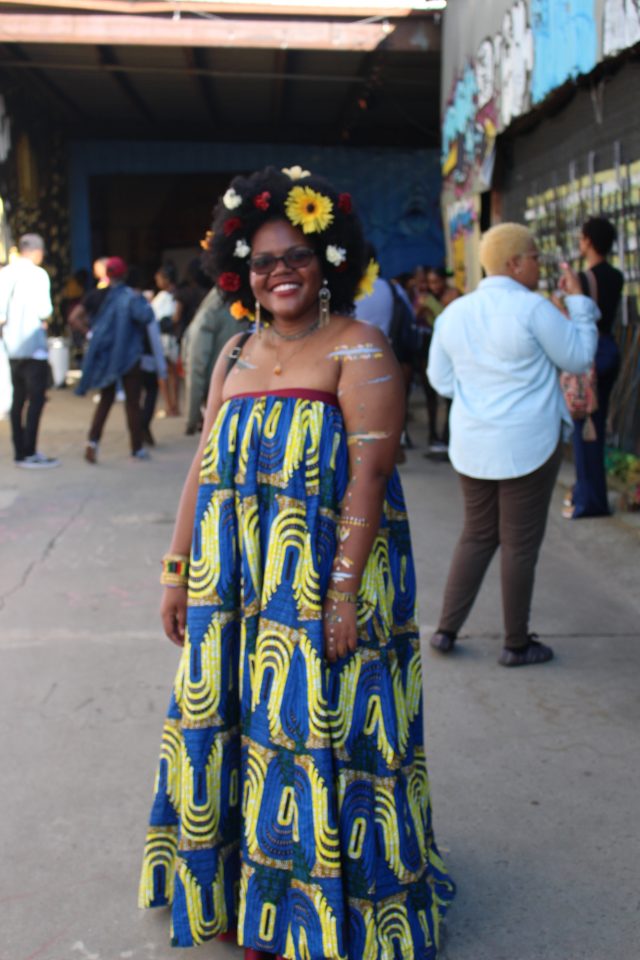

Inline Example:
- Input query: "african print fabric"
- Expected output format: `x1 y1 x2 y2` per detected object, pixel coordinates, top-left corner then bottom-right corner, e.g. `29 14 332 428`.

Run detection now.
139 389 454 957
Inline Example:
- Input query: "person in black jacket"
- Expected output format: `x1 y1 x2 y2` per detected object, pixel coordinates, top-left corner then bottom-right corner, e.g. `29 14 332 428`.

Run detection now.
564 217 623 519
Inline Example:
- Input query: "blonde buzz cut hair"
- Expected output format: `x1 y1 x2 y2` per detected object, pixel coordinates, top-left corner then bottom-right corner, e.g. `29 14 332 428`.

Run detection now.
479 223 535 275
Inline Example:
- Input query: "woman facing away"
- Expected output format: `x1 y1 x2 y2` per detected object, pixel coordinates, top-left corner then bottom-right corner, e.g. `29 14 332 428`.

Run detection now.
139 166 455 958
427 223 599 667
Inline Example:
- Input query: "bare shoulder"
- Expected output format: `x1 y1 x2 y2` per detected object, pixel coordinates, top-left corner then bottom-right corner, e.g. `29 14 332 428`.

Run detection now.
331 317 391 353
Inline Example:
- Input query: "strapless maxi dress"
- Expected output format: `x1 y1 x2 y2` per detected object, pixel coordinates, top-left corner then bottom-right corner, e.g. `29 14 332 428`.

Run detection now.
139 389 454 957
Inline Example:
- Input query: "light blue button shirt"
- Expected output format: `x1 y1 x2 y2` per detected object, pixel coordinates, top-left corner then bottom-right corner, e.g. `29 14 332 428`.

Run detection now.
354 277 393 337
427 276 599 479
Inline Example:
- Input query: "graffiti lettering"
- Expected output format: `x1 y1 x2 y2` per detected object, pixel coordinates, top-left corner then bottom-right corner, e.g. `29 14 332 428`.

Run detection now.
603 0 640 55
443 0 603 187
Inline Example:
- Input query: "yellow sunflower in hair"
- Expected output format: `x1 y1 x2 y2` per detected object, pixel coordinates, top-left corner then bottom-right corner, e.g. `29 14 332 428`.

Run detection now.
355 258 380 300
285 186 334 234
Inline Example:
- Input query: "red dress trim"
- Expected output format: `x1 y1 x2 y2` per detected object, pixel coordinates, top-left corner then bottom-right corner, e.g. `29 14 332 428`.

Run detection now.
226 388 339 407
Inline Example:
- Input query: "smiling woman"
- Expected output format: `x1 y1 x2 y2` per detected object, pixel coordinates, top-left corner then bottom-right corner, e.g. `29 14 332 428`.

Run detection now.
138 164 455 958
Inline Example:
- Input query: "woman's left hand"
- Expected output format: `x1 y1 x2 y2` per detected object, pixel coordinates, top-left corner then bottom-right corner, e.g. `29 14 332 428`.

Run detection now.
323 598 358 663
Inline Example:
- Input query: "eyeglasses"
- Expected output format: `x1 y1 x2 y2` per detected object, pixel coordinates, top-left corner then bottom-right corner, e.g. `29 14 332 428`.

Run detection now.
248 246 315 275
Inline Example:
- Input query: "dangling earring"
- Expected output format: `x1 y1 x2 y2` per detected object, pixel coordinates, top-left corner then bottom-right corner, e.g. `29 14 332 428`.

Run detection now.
319 281 331 327
254 298 262 337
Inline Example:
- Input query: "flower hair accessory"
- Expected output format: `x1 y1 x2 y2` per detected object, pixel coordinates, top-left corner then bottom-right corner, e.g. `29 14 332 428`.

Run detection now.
218 271 241 292
253 191 271 210
338 193 353 214
282 165 311 180
285 186 334 235
326 245 347 267
223 187 242 210
233 239 250 259
355 258 380 300
230 300 254 321
223 217 242 237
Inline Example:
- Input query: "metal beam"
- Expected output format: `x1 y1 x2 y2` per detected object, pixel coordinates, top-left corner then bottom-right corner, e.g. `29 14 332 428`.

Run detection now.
183 46 218 125
270 48 291 127
0 1 432 17
96 44 154 122
0 56 429 87
0 12 395 51
0 41 85 117
337 50 379 142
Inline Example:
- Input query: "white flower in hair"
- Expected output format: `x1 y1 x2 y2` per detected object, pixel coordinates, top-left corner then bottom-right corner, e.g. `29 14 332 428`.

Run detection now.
282 165 311 180
223 187 242 210
326 244 347 267
234 239 250 258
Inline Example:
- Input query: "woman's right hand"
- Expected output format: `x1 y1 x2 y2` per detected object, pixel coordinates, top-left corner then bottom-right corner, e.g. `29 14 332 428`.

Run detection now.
558 262 582 296
161 586 187 646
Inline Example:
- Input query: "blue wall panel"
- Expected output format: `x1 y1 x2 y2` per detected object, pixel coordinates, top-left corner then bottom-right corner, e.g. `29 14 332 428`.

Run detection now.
69 140 443 278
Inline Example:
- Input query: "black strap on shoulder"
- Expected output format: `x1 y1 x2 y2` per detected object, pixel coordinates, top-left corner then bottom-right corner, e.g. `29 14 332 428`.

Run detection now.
225 330 252 379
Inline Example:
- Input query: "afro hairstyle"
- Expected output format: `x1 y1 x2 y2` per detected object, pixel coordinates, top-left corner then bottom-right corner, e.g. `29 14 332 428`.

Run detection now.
206 166 367 317
581 217 617 256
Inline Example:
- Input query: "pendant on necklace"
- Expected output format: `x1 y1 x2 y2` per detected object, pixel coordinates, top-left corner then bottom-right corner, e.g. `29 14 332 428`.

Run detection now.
273 363 282 376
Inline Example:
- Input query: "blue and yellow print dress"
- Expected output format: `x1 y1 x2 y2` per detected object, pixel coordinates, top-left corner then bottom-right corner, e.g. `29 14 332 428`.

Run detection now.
139 389 454 957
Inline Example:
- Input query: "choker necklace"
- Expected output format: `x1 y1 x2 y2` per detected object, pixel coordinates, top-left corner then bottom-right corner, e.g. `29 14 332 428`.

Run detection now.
270 318 320 342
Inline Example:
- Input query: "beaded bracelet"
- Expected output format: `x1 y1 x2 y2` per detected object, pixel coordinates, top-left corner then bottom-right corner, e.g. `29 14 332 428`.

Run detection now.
160 553 189 587
326 587 358 604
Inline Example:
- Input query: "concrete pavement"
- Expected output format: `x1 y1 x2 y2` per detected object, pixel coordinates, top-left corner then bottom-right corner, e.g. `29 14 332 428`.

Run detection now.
1 389 639 960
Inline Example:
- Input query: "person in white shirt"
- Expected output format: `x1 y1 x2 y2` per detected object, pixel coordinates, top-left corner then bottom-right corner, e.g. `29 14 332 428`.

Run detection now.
0 233 58 468
151 261 179 417
427 223 598 667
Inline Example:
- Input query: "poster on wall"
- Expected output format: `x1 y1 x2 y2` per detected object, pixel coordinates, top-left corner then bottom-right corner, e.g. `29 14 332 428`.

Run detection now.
444 196 481 292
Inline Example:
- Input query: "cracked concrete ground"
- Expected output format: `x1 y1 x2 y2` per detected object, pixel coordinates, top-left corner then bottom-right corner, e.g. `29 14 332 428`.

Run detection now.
1 389 639 960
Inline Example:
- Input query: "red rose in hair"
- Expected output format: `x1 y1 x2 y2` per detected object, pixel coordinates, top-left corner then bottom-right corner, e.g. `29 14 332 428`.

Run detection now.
223 217 242 237
253 191 271 211
218 272 241 292
338 193 352 214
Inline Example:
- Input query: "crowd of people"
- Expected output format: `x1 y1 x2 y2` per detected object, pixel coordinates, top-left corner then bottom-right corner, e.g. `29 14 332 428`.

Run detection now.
0 165 626 958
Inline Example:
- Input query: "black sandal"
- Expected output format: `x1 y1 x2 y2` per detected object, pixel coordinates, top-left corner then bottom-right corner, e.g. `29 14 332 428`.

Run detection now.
498 635 553 667
429 630 457 654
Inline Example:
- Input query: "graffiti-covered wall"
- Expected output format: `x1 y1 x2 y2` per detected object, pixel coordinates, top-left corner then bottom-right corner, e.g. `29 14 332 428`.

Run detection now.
442 0 639 194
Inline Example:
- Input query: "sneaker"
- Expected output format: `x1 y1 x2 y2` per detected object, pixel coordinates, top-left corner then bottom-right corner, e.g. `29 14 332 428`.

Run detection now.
428 440 448 454
132 448 151 461
142 426 155 447
17 452 60 469
115 389 126 402
84 441 98 464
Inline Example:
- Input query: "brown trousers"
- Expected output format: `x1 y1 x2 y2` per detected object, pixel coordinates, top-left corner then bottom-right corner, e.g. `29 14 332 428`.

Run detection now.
88 363 143 454
438 442 562 650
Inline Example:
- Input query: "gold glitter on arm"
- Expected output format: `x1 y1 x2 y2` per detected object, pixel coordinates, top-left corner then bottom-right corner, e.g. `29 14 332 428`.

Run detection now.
346 431 391 446
328 343 384 362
